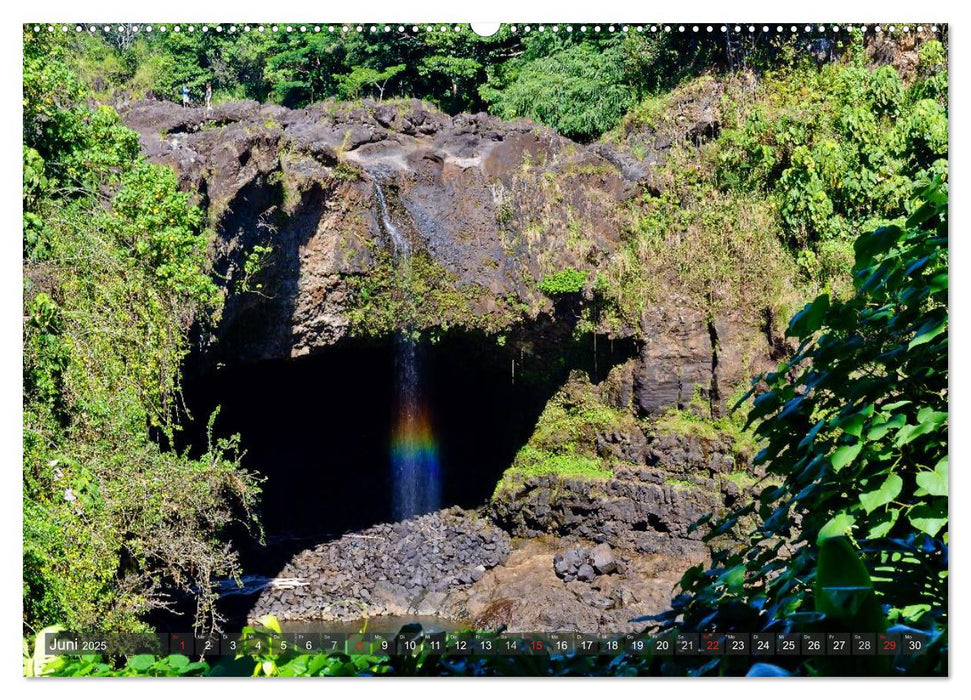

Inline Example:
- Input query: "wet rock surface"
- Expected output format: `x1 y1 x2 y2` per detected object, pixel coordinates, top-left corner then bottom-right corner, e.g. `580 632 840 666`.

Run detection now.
249 507 511 622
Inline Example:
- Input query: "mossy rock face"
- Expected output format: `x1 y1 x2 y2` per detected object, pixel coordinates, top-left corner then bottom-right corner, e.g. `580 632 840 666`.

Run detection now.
490 372 764 554
492 371 638 495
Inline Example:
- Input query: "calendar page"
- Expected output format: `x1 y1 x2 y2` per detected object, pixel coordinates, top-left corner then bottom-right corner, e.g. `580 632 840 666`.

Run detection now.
21 14 948 680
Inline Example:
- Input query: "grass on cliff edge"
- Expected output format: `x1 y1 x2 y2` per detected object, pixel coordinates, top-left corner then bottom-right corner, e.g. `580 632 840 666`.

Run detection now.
653 386 760 457
492 375 761 501
492 374 627 499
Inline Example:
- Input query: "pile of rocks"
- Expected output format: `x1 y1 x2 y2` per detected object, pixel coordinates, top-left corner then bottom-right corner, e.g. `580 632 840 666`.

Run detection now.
249 507 511 621
552 542 623 583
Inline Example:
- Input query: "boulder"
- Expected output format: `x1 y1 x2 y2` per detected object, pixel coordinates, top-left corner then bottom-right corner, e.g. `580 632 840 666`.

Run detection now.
414 590 447 616
576 564 596 582
590 543 617 575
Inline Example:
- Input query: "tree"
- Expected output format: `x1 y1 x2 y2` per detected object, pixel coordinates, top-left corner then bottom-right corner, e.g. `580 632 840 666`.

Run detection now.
482 43 634 141
334 63 406 100
265 32 342 105
418 54 481 101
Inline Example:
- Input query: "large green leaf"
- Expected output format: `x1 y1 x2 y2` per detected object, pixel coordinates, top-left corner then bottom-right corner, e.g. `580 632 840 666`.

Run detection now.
836 406 872 438
908 318 945 350
814 536 885 631
916 407 948 427
259 614 282 635
894 420 936 447
866 412 906 441
908 501 947 537
127 654 155 672
859 473 902 513
866 508 899 538
915 459 948 497
817 512 856 543
831 443 862 471
166 654 190 669
788 293 830 339
927 272 948 294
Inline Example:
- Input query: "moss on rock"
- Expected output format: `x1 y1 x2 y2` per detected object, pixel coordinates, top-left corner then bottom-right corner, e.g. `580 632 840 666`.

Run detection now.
493 372 643 499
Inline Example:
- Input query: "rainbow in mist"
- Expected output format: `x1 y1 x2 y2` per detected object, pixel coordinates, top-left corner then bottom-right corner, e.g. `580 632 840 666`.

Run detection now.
390 398 441 520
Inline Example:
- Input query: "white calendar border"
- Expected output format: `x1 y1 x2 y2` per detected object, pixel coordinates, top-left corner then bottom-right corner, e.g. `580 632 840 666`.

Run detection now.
3 1 962 698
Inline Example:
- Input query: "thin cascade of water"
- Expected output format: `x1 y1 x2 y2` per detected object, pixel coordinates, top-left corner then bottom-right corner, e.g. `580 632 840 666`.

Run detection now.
374 180 440 520
373 181 412 261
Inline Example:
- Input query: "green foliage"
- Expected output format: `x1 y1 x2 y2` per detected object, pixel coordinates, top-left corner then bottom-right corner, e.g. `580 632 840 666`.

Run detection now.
334 64 406 100
23 146 49 257
237 244 274 293
24 406 263 635
910 40 947 105
778 144 838 244
484 44 634 141
537 267 587 296
23 293 71 415
52 25 523 113
600 52 948 334
23 33 88 162
230 615 392 676
715 59 947 280
494 374 635 497
264 34 344 105
656 184 948 675
106 162 220 310
40 652 209 677
23 28 261 637
45 24 946 154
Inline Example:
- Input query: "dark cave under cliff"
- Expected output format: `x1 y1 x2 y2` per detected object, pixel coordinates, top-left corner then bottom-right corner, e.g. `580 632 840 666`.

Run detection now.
179 327 637 558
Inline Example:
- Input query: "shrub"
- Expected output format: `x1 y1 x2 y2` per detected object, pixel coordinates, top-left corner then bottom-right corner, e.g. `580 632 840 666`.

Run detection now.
23 29 260 636
537 268 587 296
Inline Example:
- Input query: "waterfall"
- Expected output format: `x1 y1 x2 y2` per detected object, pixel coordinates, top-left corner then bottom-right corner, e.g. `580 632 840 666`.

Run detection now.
373 182 411 265
374 181 441 520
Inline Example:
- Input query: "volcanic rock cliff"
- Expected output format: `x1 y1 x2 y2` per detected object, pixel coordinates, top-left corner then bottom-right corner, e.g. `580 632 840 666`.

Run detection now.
119 95 775 419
